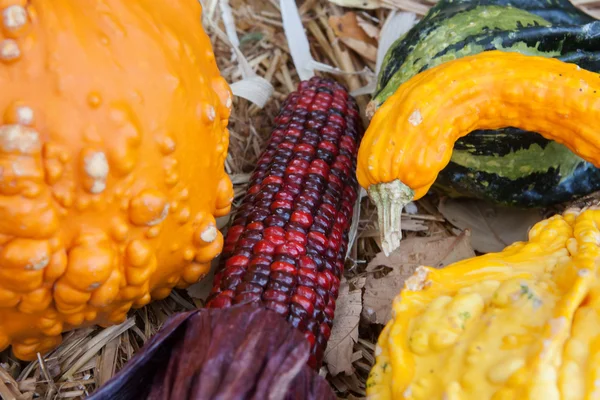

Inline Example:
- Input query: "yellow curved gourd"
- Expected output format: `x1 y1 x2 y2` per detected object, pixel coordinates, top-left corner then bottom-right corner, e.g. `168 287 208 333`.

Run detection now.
0 0 233 360
367 207 600 400
355 51 600 255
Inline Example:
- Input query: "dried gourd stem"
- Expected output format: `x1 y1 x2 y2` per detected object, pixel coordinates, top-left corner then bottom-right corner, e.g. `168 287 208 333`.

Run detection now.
368 180 414 256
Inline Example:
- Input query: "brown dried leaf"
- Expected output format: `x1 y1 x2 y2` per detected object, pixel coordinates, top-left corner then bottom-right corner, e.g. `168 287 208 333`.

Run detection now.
356 15 380 39
324 279 363 376
363 233 475 324
438 198 544 253
339 38 377 62
329 13 378 62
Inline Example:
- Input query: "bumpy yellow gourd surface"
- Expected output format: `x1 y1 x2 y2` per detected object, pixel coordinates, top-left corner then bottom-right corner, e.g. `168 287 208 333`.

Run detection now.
367 208 600 400
0 0 233 360
356 51 600 200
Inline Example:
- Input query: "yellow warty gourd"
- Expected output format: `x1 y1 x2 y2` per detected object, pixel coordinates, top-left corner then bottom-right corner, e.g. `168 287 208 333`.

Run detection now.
367 207 600 400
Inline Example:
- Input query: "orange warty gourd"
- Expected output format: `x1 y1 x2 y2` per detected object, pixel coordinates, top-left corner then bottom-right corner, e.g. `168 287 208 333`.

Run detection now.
356 51 600 256
367 207 600 400
0 0 233 360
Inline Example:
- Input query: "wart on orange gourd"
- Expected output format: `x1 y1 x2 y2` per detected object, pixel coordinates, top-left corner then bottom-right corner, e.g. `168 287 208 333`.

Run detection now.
0 0 233 360
356 51 600 255
367 207 600 400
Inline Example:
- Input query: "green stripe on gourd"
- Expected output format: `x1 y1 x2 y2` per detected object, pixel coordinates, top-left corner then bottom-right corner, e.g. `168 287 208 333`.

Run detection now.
451 141 582 181
374 6 551 110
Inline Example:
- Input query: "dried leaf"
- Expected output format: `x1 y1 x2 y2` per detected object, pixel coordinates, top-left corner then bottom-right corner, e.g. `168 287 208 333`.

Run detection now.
329 13 377 44
438 198 544 253
355 15 380 39
324 279 362 376
329 13 377 62
363 233 475 324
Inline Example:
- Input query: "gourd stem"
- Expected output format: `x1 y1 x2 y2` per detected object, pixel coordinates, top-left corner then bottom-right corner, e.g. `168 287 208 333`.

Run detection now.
368 180 415 256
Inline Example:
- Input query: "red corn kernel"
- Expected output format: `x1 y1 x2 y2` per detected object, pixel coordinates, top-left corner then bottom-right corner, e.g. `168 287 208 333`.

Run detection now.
308 159 329 174
253 240 275 255
286 159 309 174
249 256 272 268
324 304 335 320
293 143 315 155
285 230 307 245
276 242 306 258
304 331 316 349
298 256 317 270
319 203 337 219
270 199 293 211
275 191 295 202
264 226 285 238
318 140 338 155
270 261 296 275
246 222 264 231
314 293 325 310
319 322 331 341
224 255 249 269
221 266 246 277
234 292 261 305
296 286 317 303
307 231 327 249
208 295 232 309
225 225 244 244
263 289 289 303
267 235 285 247
265 301 289 317
317 271 332 290
235 282 263 295
328 173 343 188
278 141 295 150
292 294 315 315
290 210 313 228
247 184 261 195
262 176 283 186
286 126 302 136
298 267 317 284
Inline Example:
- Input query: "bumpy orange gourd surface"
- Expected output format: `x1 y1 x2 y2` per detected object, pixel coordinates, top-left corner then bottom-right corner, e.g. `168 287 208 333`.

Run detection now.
368 208 600 400
0 0 233 360
356 50 600 200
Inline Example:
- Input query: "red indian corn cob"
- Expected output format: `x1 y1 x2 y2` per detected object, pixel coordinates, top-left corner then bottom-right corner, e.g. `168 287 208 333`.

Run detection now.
207 76 364 369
